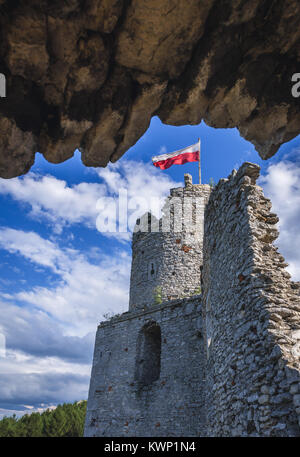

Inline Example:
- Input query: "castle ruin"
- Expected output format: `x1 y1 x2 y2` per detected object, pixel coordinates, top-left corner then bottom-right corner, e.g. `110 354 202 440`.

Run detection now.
84 162 300 437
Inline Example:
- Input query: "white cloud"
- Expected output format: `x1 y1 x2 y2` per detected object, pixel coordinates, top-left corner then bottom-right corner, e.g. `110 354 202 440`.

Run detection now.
0 368 89 417
259 158 300 280
96 160 182 232
0 173 105 232
0 228 64 273
0 161 181 237
0 227 131 414
0 228 130 336
0 299 94 363
0 297 93 416
0 161 181 415
97 159 179 203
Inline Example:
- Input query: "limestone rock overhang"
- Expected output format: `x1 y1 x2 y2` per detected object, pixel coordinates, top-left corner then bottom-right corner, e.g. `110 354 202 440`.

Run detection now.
0 0 299 178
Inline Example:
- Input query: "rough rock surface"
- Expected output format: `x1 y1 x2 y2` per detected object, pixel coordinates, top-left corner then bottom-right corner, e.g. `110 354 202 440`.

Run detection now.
0 0 299 177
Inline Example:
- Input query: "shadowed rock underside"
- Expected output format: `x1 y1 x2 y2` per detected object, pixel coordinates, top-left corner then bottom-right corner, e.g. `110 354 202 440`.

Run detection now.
0 0 299 177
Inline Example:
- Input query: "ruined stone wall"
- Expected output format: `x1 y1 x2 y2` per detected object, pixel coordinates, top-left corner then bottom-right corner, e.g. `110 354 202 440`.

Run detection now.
84 296 205 437
129 177 211 310
202 162 300 437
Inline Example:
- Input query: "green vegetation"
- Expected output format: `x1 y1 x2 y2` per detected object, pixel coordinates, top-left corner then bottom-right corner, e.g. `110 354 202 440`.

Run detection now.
209 177 215 188
153 286 162 305
193 286 202 295
0 400 87 437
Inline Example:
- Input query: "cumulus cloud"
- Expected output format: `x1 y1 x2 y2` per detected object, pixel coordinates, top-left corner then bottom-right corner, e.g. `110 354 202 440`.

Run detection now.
0 228 65 274
259 157 300 280
0 173 105 233
0 160 180 236
0 370 90 416
0 294 93 416
97 159 179 203
96 160 182 234
0 228 130 335
0 159 179 415
0 300 94 363
0 226 132 414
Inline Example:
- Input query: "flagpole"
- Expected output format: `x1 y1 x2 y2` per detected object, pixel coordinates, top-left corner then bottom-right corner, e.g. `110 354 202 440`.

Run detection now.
198 138 201 184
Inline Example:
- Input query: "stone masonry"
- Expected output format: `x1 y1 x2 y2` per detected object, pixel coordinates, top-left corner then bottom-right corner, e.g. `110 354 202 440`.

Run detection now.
85 163 300 437
84 296 205 437
129 176 211 309
202 162 300 436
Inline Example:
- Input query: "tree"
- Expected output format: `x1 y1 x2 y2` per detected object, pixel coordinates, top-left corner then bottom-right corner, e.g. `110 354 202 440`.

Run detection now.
0 400 87 437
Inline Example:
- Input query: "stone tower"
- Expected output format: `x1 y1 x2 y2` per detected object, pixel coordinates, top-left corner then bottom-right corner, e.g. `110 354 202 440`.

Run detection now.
129 175 211 309
84 175 211 437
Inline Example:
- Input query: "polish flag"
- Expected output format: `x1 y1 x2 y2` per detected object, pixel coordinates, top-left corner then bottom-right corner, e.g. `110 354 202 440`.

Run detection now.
152 142 200 170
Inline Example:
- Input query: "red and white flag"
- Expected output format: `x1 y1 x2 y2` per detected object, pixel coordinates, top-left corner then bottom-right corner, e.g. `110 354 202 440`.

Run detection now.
152 142 200 170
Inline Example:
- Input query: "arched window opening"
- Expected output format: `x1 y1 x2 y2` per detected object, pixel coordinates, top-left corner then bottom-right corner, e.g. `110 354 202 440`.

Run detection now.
135 322 161 386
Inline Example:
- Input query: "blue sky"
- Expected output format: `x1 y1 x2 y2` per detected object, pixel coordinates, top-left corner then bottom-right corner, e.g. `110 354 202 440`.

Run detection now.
0 116 300 418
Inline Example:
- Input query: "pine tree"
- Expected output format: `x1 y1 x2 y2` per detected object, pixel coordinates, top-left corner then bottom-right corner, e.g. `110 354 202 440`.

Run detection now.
0 400 87 437
26 412 43 437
